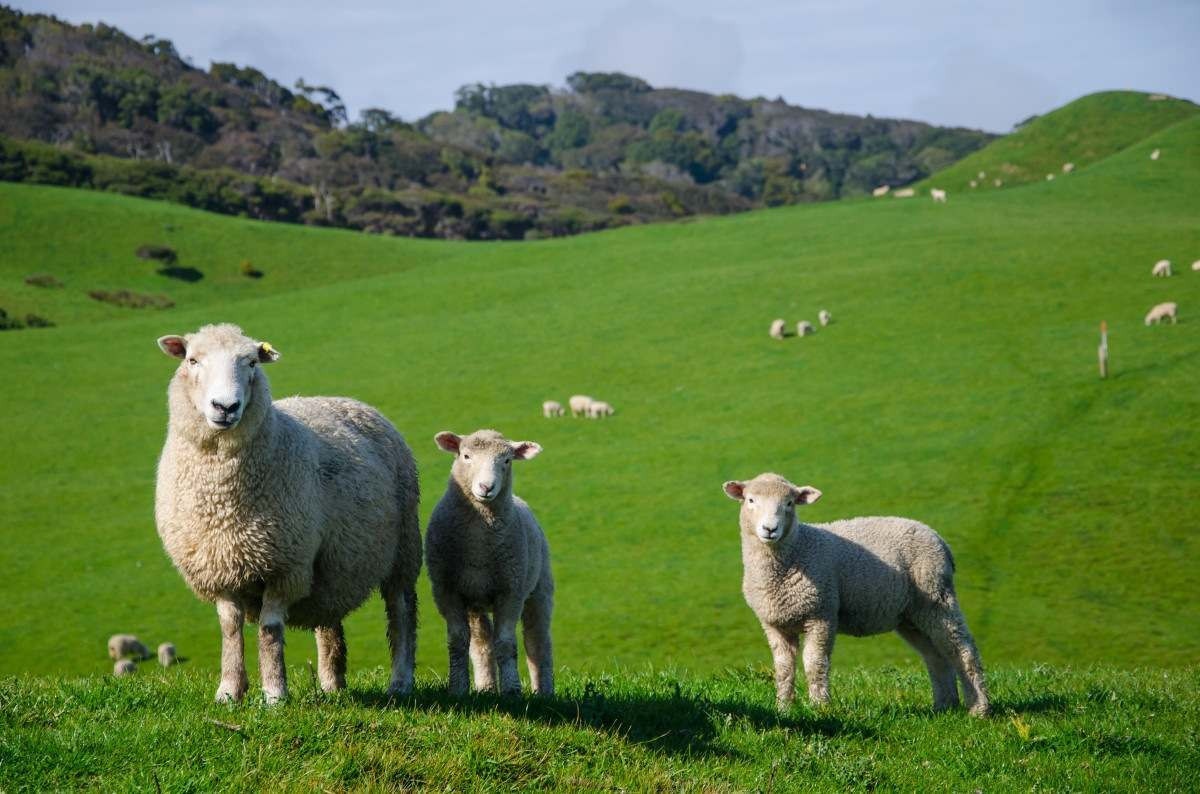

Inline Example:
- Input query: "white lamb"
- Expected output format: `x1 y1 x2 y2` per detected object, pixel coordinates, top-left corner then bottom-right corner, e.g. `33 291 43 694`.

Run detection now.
1046 174 1055 181
587 400 614 418
769 319 786 339
872 185 890 197
969 180 977 188
1191 260 1200 272
1151 149 1160 161
1145 302 1178 325
930 188 947 203
893 188 915 198
723 473 990 716
542 400 564 418
568 394 592 417
993 179 1003 187
426 429 554 696
1062 162 1075 174
158 642 177 667
1152 259 1172 277
114 659 136 677
977 171 986 180
796 321 815 337
818 310 831 327
107 634 149 661
154 324 421 703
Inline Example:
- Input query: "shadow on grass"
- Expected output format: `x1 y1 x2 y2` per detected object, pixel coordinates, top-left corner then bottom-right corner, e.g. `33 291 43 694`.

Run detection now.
348 681 875 758
157 266 204 282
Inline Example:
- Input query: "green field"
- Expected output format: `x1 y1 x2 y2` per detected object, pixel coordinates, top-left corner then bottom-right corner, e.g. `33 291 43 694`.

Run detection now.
0 95 1198 707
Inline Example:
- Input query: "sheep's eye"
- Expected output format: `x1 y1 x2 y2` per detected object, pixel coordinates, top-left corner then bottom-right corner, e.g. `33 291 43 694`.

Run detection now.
248 360 257 368
747 497 755 504
187 357 198 366
463 453 470 460
787 500 794 507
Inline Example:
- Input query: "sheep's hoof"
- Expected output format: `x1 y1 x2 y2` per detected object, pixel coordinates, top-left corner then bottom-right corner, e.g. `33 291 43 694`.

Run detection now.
262 690 287 706
214 682 246 703
386 682 412 699
969 702 991 718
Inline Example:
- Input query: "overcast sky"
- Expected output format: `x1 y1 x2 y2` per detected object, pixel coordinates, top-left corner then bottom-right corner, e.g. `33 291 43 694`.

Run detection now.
16 0 1200 132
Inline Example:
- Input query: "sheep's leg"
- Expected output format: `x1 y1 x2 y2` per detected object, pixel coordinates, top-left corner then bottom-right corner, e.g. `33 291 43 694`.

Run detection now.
315 623 347 693
896 623 959 711
382 579 417 697
468 610 497 692
492 600 524 696
257 592 289 704
914 602 990 717
763 623 798 710
215 598 248 703
522 584 555 696
437 593 471 697
801 618 836 706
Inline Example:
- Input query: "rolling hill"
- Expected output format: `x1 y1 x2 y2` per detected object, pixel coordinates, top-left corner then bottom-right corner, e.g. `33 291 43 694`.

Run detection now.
0 108 1197 693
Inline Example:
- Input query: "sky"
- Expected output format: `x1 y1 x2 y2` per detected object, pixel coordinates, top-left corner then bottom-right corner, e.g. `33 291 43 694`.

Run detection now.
15 0 1200 132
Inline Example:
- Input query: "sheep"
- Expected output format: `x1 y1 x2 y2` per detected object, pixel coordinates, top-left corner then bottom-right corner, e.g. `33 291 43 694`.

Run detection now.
1145 302 1178 325
930 188 947 203
1150 149 1160 161
969 180 977 188
154 323 421 704
818 309 831 327
1149 94 1167 101
769 319 786 339
1192 260 1200 272
977 171 986 180
158 642 177 667
568 394 592 417
114 659 137 677
542 400 564 418
1062 162 1075 174
723 473 990 716
872 185 890 197
1046 174 1055 181
426 429 554 697
1152 259 1172 277
587 400 615 418
108 634 150 661
795 321 815 337
893 188 915 198
993 179 1003 187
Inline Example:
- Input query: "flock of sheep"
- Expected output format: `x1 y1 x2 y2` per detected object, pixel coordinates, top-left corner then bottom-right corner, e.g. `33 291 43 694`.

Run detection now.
1144 257 1193 326
136 323 991 716
770 309 831 340
541 394 614 419
107 633 176 676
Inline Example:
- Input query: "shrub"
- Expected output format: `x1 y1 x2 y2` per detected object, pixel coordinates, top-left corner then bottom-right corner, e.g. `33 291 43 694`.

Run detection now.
24 273 63 288
239 260 263 279
607 195 634 215
135 244 177 263
23 313 54 328
87 290 174 309
0 308 21 330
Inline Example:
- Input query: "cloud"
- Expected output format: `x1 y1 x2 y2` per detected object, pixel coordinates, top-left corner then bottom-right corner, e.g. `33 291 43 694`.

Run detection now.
559 1 744 93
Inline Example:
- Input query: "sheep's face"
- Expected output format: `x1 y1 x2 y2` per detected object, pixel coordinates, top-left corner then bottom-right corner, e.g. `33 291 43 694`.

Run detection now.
435 429 541 503
158 324 279 431
723 474 821 546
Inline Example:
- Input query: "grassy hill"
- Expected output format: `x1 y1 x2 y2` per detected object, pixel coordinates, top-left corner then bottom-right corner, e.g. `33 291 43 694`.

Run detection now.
0 112 1197 696
915 91 1198 192
2 667 1196 790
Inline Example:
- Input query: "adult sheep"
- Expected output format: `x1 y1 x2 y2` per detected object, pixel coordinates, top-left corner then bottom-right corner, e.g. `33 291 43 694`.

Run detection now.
154 324 421 703
930 188 947 203
107 634 149 661
872 185 890 197
723 473 990 716
587 400 615 418
426 430 555 697
542 400 564 418
1145 302 1178 325
818 310 832 327
1152 259 1172 277
769 319 786 339
568 395 592 417
796 321 815 337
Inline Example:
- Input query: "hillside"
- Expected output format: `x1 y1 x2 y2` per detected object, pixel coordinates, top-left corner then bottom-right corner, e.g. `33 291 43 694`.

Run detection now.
1 113 1197 685
1 667 1195 790
0 6 992 239
917 90 1198 192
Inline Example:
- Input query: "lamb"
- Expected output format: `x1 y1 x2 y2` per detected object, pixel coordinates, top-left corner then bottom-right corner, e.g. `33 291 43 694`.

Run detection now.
1152 259 1172 277
993 179 1003 187
872 185 890 197
542 400 564 418
769 319 786 339
107 634 149 661
1192 260 1200 272
1062 162 1075 174
893 188 915 198
154 324 421 704
1151 149 1161 161
796 321 815 337
114 659 136 677
1145 302 1178 325
568 394 592 417
818 309 831 327
426 429 554 697
977 171 986 180
930 188 947 203
158 642 177 667
1046 174 1055 181
969 180 977 188
587 400 615 418
723 473 990 716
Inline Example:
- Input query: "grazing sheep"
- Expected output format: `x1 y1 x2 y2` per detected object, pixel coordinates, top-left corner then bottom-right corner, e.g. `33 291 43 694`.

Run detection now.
1046 174 1055 181
769 319 786 339
993 179 1003 187
930 188 947 203
893 188 916 198
969 180 977 188
542 400 564 418
1062 162 1075 174
872 185 890 197
1149 94 1167 101
114 659 137 677
587 400 615 418
568 394 592 417
154 324 421 704
1192 260 1200 272
1152 259 1172 277
1145 302 1178 326
1150 149 1160 161
723 473 990 716
796 321 815 337
108 634 150 661
818 310 831 327
158 642 177 667
977 171 986 180
426 430 554 697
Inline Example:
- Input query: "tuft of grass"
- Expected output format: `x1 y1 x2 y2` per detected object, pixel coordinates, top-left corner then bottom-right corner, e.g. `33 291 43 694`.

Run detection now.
23 273 63 288
134 244 177 264
86 289 175 310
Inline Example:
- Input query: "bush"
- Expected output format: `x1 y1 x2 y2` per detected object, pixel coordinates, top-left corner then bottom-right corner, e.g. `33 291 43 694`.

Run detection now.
239 259 263 279
0 309 53 330
87 289 174 309
607 195 635 215
135 244 177 263
24 273 63 288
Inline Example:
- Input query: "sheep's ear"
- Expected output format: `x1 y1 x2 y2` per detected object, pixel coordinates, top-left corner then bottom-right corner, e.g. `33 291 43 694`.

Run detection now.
723 481 746 501
158 335 187 358
511 441 542 460
257 341 281 363
434 432 461 454
792 485 822 505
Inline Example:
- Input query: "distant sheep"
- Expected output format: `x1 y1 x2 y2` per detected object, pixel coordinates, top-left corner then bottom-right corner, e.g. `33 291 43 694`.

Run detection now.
893 188 916 198
769 319 786 339
818 309 831 327
1062 162 1075 174
158 642 177 667
1152 259 1172 278
930 188 947 203
977 171 986 180
587 400 614 418
872 185 890 197
796 321 815 337
1192 260 1200 272
1149 94 1167 101
993 179 1003 187
1150 149 1160 161
542 400 564 418
1145 302 1178 326
723 473 990 716
969 180 977 188
108 634 150 661
1046 174 1055 181
568 395 592 417
114 659 137 677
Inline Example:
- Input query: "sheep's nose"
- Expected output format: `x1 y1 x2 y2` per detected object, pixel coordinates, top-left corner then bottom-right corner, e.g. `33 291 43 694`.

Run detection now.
211 399 240 415
760 524 778 533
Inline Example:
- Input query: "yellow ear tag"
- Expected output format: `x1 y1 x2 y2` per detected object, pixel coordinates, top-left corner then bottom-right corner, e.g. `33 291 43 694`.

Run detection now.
261 342 274 353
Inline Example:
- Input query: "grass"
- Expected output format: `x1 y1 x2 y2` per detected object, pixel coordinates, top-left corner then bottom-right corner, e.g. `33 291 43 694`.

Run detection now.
1 666 1196 791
